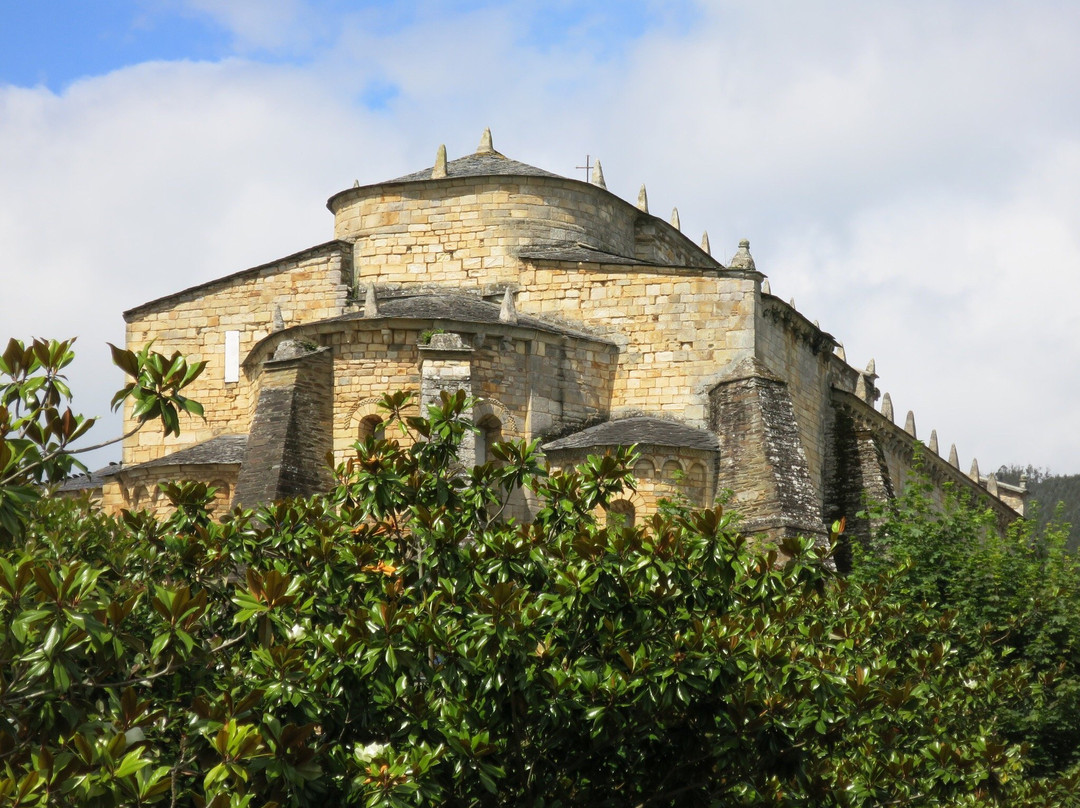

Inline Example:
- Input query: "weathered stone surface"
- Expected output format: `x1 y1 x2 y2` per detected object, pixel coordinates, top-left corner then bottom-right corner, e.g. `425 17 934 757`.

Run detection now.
233 347 334 508
591 159 606 189
432 144 448 179
729 239 756 270
637 184 649 212
709 358 826 544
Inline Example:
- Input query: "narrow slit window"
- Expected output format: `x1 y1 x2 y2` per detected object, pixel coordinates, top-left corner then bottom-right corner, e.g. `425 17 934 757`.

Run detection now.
224 330 240 383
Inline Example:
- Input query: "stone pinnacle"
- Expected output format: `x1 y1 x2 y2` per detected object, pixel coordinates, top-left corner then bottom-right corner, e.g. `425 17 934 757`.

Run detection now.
670 207 680 230
591 159 607 189
881 392 894 422
477 127 495 154
729 239 756 271
499 287 518 324
364 283 379 317
929 429 939 454
637 184 649 212
432 144 448 179
700 230 711 255
904 410 916 437
855 374 868 401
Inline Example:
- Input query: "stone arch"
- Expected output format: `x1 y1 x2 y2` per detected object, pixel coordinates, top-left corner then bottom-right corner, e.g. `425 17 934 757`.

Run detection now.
130 485 148 510
346 396 388 436
606 498 636 529
209 479 232 512
358 413 386 441
472 397 520 437
475 413 503 466
662 458 684 483
687 461 709 505
633 458 656 481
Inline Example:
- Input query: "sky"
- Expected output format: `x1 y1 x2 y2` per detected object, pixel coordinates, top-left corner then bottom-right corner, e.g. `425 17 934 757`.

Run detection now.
1 0 1079 474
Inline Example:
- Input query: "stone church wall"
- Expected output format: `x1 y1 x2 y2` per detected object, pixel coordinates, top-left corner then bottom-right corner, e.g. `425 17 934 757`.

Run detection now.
546 445 717 524
325 328 423 459
101 463 238 520
517 262 759 426
121 243 352 466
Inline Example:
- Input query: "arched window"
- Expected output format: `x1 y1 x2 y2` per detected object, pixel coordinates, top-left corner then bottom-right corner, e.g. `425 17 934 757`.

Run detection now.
607 499 635 529
358 414 385 442
210 480 232 512
662 459 683 483
688 462 708 505
633 459 656 481
476 415 502 466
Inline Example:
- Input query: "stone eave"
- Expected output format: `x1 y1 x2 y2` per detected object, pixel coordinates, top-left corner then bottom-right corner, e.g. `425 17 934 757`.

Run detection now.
242 309 618 372
116 434 248 474
760 293 839 355
123 240 351 321
519 252 758 280
832 389 1021 517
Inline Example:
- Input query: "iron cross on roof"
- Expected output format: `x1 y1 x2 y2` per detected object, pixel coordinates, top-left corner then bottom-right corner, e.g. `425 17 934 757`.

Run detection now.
576 155 592 182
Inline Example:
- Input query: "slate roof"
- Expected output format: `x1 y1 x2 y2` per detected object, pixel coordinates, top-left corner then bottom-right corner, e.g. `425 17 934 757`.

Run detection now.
130 434 248 470
543 417 720 452
389 151 563 183
55 465 122 492
518 243 651 266
326 292 612 343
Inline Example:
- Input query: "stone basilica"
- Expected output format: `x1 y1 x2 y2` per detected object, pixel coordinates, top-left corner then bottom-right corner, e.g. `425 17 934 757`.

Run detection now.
69 130 1025 546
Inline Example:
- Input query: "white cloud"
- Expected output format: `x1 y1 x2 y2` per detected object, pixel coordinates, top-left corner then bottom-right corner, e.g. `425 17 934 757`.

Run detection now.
2 0 1080 472
0 57 410 464
173 0 319 53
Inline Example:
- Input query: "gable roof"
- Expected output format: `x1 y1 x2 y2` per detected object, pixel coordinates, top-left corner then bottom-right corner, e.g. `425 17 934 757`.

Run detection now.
543 417 720 452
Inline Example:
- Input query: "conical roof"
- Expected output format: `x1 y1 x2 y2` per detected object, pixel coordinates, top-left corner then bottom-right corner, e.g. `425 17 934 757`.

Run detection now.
389 150 562 183
389 127 562 183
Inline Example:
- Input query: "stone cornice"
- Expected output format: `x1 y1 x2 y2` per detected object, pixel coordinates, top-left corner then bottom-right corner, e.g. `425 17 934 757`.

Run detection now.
242 312 618 373
761 295 837 356
832 388 1021 519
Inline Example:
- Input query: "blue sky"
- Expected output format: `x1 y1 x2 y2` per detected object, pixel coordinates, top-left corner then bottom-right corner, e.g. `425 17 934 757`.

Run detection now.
0 1 698 90
2 1 1079 472
0 2 228 88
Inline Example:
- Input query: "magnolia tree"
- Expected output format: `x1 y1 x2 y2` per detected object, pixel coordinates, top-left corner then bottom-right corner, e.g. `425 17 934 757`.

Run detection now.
0 338 205 539
0 344 1076 806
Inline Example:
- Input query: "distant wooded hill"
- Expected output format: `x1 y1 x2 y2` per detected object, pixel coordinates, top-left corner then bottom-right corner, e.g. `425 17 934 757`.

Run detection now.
995 465 1080 548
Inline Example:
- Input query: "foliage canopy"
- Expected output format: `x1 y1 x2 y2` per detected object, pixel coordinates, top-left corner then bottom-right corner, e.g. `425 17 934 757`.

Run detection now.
1 342 1078 806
